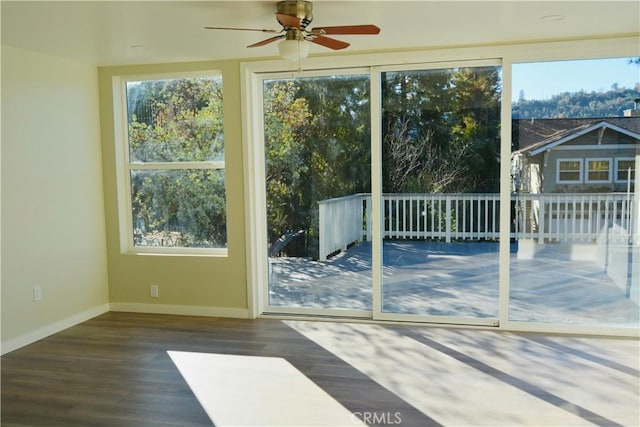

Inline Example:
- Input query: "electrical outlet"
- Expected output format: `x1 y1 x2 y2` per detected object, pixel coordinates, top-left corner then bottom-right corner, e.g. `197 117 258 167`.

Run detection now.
33 286 42 302
150 284 159 298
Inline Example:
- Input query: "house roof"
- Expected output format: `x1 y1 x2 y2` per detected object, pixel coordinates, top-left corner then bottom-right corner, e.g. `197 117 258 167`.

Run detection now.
513 117 640 156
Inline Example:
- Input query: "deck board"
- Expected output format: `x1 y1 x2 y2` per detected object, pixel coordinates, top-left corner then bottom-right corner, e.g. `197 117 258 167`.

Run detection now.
269 241 639 325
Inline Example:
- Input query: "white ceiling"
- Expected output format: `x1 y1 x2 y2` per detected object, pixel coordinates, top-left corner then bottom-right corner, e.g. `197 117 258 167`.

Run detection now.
2 1 639 67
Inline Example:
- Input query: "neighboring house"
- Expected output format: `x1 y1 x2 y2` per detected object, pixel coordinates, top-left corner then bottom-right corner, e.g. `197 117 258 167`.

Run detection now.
511 114 639 260
511 115 639 194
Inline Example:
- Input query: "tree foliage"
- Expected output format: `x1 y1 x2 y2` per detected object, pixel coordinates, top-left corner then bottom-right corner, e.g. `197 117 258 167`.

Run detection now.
264 67 502 258
127 77 227 248
126 65 636 257
127 68 503 254
263 76 371 258
512 86 640 118
381 66 501 193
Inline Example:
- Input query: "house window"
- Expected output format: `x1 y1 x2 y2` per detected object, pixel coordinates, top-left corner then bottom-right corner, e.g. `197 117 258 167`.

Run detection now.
557 159 583 183
585 158 612 183
615 158 636 183
116 73 227 255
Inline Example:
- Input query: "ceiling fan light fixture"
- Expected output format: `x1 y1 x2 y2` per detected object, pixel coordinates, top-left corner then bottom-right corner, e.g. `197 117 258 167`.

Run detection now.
279 39 309 60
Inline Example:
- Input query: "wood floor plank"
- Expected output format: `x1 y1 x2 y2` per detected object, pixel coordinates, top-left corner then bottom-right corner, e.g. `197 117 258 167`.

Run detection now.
1 312 436 426
3 312 636 426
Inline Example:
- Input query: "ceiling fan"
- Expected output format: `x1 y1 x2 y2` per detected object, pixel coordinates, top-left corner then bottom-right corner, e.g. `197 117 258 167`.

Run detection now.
204 0 380 59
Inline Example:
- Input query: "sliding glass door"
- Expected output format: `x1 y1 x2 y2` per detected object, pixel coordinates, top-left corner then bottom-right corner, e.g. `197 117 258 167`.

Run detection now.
510 58 639 329
252 51 638 334
262 71 372 314
377 63 502 324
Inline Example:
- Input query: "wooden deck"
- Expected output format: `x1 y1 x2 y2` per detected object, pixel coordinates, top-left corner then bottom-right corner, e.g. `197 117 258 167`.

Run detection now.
269 241 639 325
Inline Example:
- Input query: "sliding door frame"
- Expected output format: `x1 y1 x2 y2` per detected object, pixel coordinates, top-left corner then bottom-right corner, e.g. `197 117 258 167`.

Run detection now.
241 36 640 337
371 59 503 327
249 66 374 318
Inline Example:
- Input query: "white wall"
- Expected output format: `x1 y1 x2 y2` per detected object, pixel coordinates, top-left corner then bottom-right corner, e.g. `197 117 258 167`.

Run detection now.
1 45 109 354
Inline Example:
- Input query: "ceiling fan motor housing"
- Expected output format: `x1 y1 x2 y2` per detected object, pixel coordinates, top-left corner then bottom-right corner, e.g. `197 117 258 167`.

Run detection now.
277 1 313 29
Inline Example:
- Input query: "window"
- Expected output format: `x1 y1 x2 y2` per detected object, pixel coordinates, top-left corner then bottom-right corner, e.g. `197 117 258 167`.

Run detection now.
615 158 636 183
557 159 583 183
585 158 612 183
116 73 227 254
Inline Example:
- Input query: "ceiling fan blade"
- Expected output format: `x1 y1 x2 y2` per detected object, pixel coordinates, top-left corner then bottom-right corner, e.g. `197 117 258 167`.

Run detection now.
276 13 302 28
310 24 381 35
309 35 350 50
247 35 285 48
204 26 279 33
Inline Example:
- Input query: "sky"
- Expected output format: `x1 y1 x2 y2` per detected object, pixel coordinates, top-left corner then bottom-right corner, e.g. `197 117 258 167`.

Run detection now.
511 57 640 102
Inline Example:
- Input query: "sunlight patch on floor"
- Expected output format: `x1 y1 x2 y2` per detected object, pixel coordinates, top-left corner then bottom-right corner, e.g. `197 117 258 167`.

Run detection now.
168 351 366 427
286 321 639 426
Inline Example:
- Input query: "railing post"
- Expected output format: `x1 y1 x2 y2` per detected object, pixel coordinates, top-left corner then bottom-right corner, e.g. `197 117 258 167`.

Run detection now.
634 194 640 246
365 194 372 242
538 197 545 244
445 196 452 243
318 202 327 261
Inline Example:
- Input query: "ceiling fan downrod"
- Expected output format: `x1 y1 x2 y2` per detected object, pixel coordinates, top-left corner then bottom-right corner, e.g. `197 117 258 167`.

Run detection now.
277 1 313 29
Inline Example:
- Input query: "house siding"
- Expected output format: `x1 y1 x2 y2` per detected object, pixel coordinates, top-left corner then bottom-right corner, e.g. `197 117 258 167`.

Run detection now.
526 131 637 194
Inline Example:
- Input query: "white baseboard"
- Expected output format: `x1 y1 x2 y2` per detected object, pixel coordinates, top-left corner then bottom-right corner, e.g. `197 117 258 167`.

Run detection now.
1 303 249 355
1 304 110 355
109 303 250 319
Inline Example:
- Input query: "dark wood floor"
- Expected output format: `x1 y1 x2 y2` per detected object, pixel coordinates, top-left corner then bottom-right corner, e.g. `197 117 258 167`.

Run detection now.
1 312 436 427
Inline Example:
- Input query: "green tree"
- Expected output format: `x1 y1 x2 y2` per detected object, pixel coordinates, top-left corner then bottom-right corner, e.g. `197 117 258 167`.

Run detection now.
381 66 501 194
264 68 502 257
512 86 640 118
263 76 371 258
449 67 501 192
127 77 227 248
382 68 452 192
263 80 313 250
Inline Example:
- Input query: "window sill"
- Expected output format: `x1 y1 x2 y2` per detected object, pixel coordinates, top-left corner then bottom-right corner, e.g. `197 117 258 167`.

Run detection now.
123 248 229 258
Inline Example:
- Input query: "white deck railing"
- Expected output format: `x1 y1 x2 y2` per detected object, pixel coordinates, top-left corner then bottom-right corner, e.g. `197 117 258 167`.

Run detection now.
318 192 637 261
318 194 366 261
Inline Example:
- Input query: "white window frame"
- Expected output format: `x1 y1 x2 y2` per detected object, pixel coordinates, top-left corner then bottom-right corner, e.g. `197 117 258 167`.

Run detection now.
614 157 635 183
556 158 583 184
113 71 228 256
585 157 612 183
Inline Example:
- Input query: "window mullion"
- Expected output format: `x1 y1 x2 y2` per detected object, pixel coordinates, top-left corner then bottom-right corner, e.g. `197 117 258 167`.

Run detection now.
129 161 225 170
